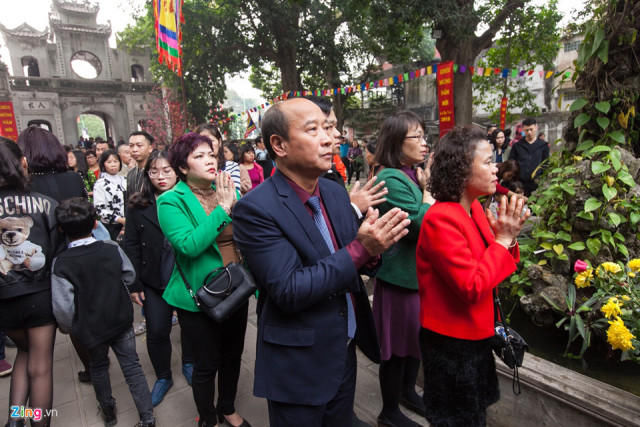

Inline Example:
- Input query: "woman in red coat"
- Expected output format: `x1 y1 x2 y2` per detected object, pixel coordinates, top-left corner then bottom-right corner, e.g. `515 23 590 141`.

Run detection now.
416 126 529 427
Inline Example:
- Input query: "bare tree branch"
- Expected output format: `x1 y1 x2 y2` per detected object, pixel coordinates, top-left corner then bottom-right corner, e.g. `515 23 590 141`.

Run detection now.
474 0 525 53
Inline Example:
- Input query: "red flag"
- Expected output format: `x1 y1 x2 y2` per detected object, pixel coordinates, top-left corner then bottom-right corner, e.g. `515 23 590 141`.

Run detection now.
499 97 508 130
437 61 455 137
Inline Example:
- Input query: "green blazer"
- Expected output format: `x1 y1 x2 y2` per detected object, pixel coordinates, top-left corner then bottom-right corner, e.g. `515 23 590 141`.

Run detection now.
375 168 431 290
157 180 237 312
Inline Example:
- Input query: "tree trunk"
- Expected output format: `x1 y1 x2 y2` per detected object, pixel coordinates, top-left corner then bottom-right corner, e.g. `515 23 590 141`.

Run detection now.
438 38 476 126
453 72 474 126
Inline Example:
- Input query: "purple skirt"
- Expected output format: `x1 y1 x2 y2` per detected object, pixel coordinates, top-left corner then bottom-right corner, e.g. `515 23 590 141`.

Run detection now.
372 278 421 361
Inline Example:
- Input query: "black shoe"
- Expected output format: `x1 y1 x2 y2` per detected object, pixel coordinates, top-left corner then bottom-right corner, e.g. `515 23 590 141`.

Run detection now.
99 400 117 427
197 419 216 427
377 410 421 427
400 391 426 417
134 419 156 427
78 370 91 383
217 413 252 427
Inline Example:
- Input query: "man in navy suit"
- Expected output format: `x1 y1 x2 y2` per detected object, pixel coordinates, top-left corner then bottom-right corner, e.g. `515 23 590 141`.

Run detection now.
233 98 410 426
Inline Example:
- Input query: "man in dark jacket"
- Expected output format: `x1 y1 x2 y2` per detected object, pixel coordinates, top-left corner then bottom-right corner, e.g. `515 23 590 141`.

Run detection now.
508 117 549 196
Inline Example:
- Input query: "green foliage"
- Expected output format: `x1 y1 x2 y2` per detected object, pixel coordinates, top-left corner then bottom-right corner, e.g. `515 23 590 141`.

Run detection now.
76 114 107 139
472 0 562 121
515 0 640 363
118 0 246 124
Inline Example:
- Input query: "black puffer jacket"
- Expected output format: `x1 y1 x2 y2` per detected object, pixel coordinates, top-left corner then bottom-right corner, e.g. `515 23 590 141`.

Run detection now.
0 190 62 299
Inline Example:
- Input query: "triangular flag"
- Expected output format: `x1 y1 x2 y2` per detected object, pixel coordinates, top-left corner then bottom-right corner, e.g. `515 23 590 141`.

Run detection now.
484 68 492 76
545 71 554 79
244 114 257 138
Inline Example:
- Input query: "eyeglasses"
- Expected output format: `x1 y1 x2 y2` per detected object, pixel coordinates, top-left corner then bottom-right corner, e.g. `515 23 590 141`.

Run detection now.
405 135 426 141
148 169 175 178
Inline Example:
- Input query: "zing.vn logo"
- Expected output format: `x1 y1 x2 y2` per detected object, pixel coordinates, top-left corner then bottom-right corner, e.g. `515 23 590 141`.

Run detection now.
10 406 58 422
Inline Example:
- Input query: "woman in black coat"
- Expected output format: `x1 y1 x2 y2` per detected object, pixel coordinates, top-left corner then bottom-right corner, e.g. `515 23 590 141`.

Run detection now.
17 126 94 384
124 150 194 407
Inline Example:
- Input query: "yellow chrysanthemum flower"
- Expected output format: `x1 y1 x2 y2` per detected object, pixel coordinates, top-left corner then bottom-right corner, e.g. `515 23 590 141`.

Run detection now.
601 297 623 319
606 317 636 351
628 259 640 273
596 262 622 278
621 295 631 301
574 269 593 288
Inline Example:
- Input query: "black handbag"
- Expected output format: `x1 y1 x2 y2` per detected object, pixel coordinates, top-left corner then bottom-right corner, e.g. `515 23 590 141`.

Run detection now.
492 288 528 394
176 262 257 322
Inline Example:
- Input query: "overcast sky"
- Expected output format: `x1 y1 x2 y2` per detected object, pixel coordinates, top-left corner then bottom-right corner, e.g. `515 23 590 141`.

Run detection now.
0 0 586 102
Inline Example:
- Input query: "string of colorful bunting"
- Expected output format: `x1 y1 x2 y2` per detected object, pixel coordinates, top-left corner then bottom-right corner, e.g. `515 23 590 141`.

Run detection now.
212 64 575 128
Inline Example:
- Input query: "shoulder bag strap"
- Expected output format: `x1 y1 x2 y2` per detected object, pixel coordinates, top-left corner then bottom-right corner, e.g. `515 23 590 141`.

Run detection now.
175 261 201 308
471 214 522 394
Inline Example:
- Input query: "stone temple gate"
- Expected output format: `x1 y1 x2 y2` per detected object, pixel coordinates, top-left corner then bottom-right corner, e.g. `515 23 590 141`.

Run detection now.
0 0 157 145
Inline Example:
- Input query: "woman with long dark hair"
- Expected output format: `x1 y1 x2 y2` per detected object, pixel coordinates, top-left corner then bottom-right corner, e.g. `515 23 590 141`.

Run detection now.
124 151 194 407
489 129 510 163
158 133 249 427
0 137 61 427
372 111 432 427
417 126 528 426
16 126 94 384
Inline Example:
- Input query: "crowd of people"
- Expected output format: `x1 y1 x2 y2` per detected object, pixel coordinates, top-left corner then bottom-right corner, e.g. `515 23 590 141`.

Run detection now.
0 98 549 427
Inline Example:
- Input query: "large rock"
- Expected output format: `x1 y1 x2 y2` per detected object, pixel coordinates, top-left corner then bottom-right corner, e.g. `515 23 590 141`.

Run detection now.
619 147 640 180
520 265 570 327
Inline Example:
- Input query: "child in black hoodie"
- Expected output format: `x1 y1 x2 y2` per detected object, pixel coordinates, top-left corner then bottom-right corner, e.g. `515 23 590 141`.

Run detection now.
51 198 154 427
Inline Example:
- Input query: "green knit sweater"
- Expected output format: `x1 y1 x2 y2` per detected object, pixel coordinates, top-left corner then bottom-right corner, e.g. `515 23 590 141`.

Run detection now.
375 168 431 290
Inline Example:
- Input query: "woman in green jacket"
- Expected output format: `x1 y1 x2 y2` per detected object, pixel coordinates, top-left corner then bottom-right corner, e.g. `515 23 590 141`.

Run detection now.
158 132 250 427
372 111 434 427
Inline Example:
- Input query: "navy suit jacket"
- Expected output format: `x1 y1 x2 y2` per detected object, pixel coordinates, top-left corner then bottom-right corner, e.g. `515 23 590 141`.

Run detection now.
233 170 380 405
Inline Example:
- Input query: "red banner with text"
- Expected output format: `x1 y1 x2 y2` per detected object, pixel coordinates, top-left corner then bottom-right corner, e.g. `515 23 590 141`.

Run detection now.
437 61 455 137
0 102 18 141
499 97 508 130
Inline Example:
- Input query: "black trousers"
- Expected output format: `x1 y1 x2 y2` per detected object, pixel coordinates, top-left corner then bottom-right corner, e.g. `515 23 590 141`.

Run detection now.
268 341 357 427
177 302 248 423
143 286 193 380
103 223 122 241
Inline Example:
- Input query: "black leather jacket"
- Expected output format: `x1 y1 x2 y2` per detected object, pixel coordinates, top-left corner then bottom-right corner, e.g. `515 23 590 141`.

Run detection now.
0 190 63 299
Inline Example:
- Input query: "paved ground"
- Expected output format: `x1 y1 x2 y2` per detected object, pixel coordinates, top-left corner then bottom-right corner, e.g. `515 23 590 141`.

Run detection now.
0 297 426 426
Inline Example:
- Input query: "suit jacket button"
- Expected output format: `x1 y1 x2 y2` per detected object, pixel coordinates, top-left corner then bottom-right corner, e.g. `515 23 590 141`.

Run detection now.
339 311 345 317
141 242 146 247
